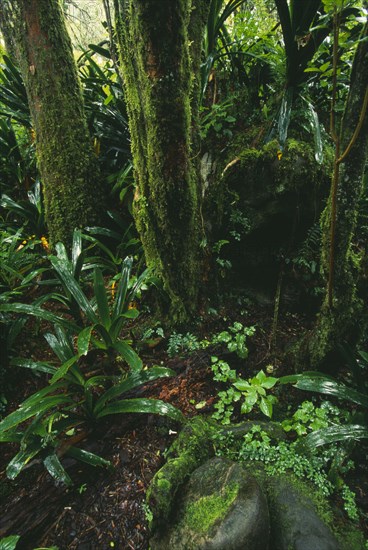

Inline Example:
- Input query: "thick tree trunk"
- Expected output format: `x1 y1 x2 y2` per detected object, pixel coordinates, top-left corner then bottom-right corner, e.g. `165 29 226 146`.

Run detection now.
115 0 208 324
296 23 368 369
0 0 106 246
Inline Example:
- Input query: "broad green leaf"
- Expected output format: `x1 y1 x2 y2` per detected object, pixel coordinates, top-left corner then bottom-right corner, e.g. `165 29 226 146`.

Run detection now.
0 430 23 443
113 340 143 371
45 326 74 363
93 367 175 415
245 389 258 406
49 356 79 384
93 268 111 329
55 242 69 264
43 454 72 486
0 534 20 550
358 350 368 363
259 396 273 418
262 377 278 389
256 370 267 383
66 446 112 469
96 398 185 423
77 326 93 356
233 379 251 391
121 308 139 319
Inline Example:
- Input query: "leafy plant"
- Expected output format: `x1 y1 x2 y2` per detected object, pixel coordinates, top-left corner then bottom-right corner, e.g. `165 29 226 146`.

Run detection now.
199 98 236 141
226 425 359 520
280 360 368 450
202 0 249 100
167 332 202 358
0 535 20 550
1 181 46 238
212 321 256 359
0 323 183 485
281 399 346 436
213 369 278 424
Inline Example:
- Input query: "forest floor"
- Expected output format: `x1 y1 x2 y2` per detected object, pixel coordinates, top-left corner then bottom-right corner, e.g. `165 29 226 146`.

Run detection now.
1 303 367 549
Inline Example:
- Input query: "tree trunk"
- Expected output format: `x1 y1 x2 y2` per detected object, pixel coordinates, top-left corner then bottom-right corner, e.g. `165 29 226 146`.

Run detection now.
115 0 208 324
0 0 106 247
296 23 368 369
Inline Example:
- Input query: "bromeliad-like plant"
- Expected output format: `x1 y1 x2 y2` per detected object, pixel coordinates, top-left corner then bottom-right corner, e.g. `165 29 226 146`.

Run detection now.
0 324 184 486
0 253 147 371
280 351 368 451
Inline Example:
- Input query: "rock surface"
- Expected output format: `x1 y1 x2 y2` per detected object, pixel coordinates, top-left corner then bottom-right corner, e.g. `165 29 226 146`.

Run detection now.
150 456 270 550
269 477 340 550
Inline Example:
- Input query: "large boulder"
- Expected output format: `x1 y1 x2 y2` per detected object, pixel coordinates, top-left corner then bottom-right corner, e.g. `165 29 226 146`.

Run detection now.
150 457 270 550
268 477 340 550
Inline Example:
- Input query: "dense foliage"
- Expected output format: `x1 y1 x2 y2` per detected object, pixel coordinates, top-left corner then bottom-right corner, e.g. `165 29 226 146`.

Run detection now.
0 0 367 547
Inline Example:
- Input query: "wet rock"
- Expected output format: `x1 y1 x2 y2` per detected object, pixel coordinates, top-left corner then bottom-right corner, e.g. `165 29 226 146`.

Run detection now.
269 477 340 550
150 457 270 550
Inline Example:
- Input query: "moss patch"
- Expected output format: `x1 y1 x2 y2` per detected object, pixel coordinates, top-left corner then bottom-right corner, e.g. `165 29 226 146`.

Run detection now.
182 483 238 535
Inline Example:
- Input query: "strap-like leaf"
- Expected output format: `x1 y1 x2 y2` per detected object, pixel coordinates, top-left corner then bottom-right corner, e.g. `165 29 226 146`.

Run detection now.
93 268 111 329
113 340 142 371
93 366 175 415
43 454 73 486
6 442 43 480
66 446 112 468
300 424 368 451
113 256 133 319
96 398 185 423
10 357 57 375
50 256 98 323
0 302 70 327
49 355 79 385
281 373 368 408
0 394 71 434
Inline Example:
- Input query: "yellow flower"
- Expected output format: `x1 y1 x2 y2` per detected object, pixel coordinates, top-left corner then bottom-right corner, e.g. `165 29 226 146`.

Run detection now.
277 150 283 161
111 280 116 299
41 235 50 251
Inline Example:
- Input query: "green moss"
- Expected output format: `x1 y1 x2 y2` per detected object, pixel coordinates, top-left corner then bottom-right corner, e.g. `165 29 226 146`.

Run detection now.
183 483 238 535
146 417 216 531
116 0 202 324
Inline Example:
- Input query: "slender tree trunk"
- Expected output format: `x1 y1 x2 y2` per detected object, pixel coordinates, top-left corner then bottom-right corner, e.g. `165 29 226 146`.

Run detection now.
296 23 368 369
115 0 208 324
0 0 106 247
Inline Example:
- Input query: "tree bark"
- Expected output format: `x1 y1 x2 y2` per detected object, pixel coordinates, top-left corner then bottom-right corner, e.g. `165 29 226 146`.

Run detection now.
0 0 106 247
115 0 208 324
296 22 368 369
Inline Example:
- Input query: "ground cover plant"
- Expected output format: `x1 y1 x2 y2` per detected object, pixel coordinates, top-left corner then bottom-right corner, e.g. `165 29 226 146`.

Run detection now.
0 0 367 548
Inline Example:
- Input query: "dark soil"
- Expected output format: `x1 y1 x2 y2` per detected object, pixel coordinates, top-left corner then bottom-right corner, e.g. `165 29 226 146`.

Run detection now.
1 306 367 549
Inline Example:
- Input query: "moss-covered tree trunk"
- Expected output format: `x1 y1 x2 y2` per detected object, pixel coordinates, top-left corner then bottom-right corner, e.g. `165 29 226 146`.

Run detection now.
297 23 368 369
0 0 106 246
115 0 208 324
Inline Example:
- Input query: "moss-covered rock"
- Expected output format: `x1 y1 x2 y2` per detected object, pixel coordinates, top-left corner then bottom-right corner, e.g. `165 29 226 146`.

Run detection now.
147 416 216 531
150 457 270 550
207 138 333 290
